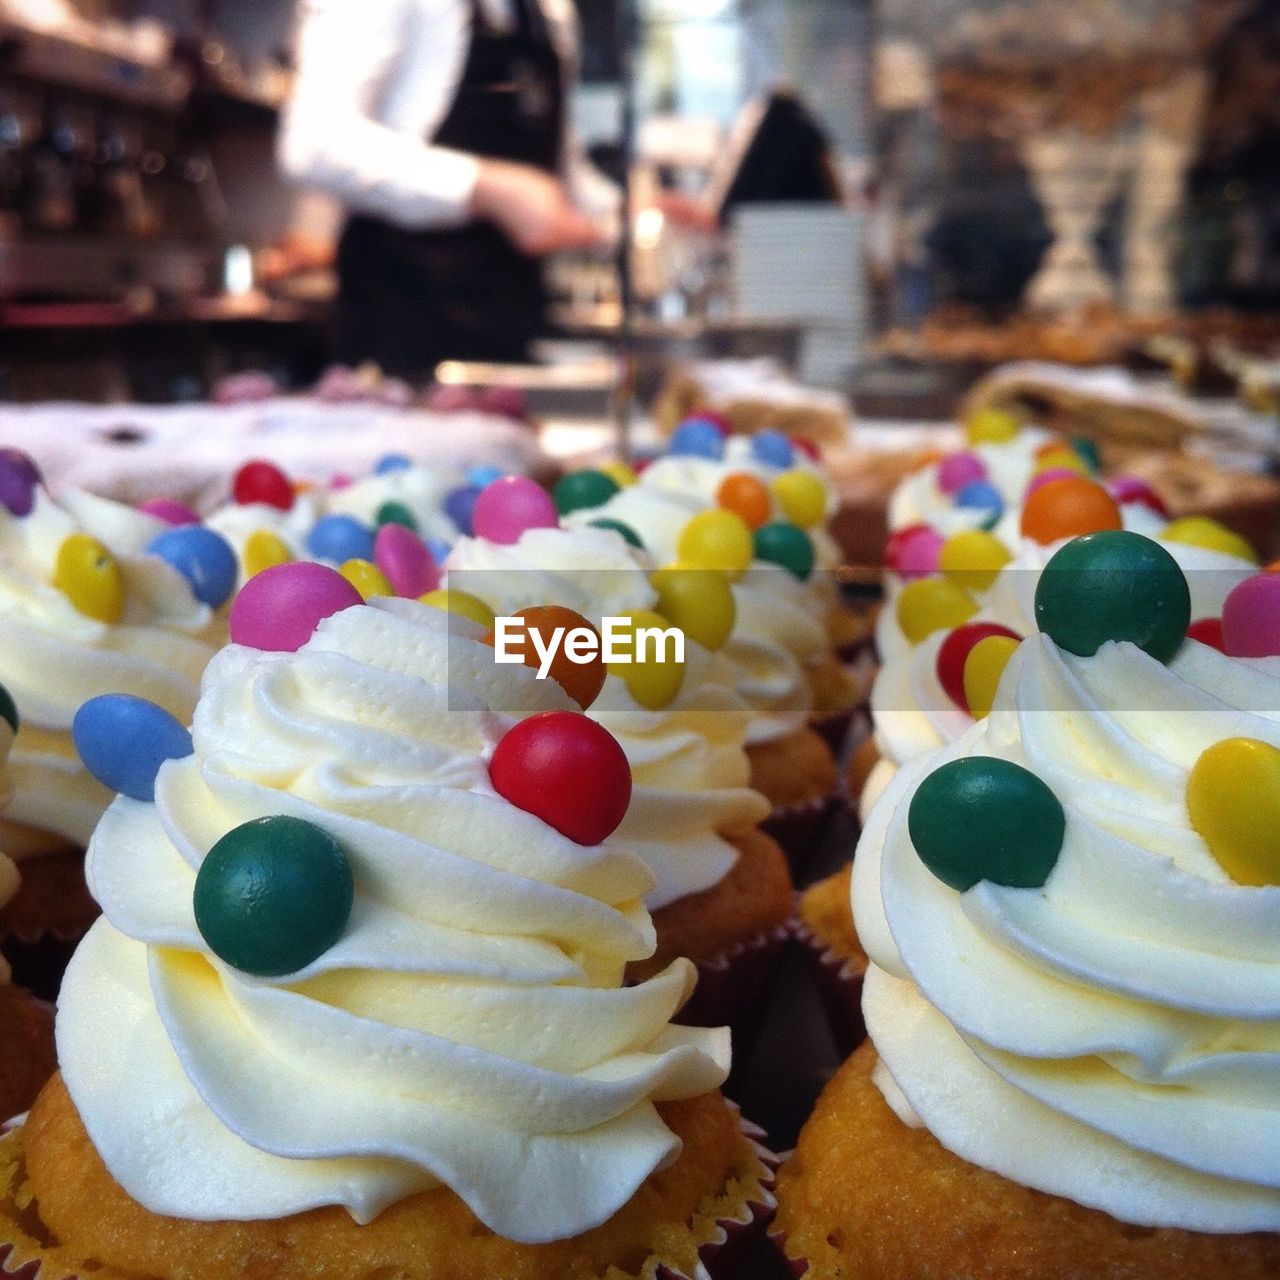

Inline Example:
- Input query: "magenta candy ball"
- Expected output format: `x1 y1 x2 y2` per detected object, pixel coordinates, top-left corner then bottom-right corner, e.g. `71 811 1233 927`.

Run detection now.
230 562 363 652
1025 468 1079 500
329 473 353 491
1108 475 1170 519
138 499 200 526
472 476 558 545
937 451 987 496
894 527 944 580
375 523 440 597
1222 574 1280 658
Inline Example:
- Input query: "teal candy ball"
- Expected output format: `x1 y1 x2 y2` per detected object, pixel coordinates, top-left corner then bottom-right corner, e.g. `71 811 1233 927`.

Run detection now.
908 757 1065 891
194 816 354 977
375 500 419 532
1034 531 1190 664
753 523 815 580
589 518 644 549
554 469 620 516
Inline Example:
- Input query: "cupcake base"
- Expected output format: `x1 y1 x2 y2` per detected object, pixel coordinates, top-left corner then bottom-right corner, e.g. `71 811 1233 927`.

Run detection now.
793 868 867 1060
773 1043 1280 1280
0 1077 778 1280
0 851 98 1002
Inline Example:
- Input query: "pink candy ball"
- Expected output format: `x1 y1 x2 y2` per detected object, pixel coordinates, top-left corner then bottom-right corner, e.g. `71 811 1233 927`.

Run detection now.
472 476 558 546
329 473 353 492
890 526 944 580
1108 475 1170 520
375 524 440 597
937 451 988 496
1222 574 1280 658
138 499 200 526
230 562 362 652
1025 468 1079 500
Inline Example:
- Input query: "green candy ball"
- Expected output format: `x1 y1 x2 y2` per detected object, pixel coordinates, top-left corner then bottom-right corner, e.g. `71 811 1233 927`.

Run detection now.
1071 435 1101 474
589 518 644 550
753 522 815 580
375 501 419 532
1035 531 1190 664
0 682 18 734
554 469 620 516
194 815 354 977
909 757 1065 891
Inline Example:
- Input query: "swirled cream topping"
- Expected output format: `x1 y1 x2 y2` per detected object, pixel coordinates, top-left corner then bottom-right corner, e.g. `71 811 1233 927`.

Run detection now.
854 633 1280 1232
57 600 729 1243
446 526 768 906
0 489 222 846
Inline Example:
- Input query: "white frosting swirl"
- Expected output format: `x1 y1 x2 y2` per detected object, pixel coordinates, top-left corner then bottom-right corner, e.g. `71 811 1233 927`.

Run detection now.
0 489 221 846
854 633 1280 1231
57 600 728 1243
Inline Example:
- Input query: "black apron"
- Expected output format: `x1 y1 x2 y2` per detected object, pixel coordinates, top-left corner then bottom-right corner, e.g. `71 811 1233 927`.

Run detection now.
337 0 564 378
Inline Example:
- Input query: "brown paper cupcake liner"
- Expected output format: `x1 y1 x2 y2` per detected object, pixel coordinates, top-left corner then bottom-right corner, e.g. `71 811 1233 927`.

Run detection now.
809 709 855 758
765 1225 812 1278
791 915 867 1061
0 1112 779 1280
761 797 837 881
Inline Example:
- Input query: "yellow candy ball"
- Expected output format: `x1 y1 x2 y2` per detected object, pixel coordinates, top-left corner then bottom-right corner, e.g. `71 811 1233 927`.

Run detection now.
419 588 496 630
938 530 1012 593
651 564 736 651
962 634 1020 720
340 559 394 599
1034 449 1088 477
677 510 753 579
608 609 686 710
1163 517 1259 565
243 529 293 579
771 471 827 529
1187 737 1280 887
896 578 977 645
54 533 124 624
599 461 638 489
966 408 1020 446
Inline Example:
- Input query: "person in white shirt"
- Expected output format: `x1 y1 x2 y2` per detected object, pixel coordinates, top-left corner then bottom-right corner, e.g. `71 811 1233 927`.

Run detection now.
279 0 618 377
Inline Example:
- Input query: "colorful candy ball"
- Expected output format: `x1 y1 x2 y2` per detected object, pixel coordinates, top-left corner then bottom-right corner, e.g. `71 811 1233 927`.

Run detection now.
305 515 375 565
138 499 200 526
445 484 482 537
489 606 607 711
954 481 1004 529
54 533 125 624
936 622 1021 711
963 634 1021 720
420 588 496 630
754 523 816 580
553 469 620 516
243 529 294 579
1107 475 1169 519
677 509 754 578
589 519 644 550
147 526 238 609
230 562 363 652
72 694 193 802
1025 468 1082 500
717 473 772 529
1035 531 1191 663
232 460 294 511
374 453 412 475
938 530 1012 593
194 815 355 977
374 501 418 532
750 429 795 469
599 461 638 489
1021 477 1122 546
1186 737 1280 887
771 470 827 529
607 609 687 711
670 418 727 461
1163 516 1259 565
896 577 977 645
489 712 632 845
466 464 505 490
0 449 41 517
937 451 988 496
652 565 736 651
908 756 1065 891
1222 574 1280 659
1186 617 1226 652
1033 448 1089 478
339 559 394 599
374 523 440 598
885 524 944 580
965 408 1020 446
472 476 559 546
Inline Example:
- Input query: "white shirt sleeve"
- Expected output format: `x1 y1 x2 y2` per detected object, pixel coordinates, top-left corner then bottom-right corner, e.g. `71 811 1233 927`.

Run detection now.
278 0 482 231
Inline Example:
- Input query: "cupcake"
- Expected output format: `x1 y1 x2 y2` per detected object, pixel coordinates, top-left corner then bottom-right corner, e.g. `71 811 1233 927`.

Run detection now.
777 534 1280 1277
444 505 791 1046
0 461 227 988
0 579 777 1279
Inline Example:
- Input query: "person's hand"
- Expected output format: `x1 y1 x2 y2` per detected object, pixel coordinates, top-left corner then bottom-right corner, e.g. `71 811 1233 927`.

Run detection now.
472 161 605 256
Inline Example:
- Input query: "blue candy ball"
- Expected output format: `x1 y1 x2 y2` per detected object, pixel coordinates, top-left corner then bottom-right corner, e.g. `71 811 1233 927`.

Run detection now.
306 515 376 564
147 526 238 609
73 694 193 802
466 464 505 489
425 537 452 564
956 481 1004 515
445 484 482 537
375 453 412 475
750 429 795 469
670 419 726 461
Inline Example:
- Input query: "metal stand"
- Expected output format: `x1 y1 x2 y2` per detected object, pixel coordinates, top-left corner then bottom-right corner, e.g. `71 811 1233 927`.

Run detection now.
612 0 639 461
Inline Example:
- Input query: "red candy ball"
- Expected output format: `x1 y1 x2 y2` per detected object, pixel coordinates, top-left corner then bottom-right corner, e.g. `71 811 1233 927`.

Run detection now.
936 622 1022 711
233 460 295 511
792 437 821 461
489 712 632 846
1186 618 1226 653
1108 475 1170 520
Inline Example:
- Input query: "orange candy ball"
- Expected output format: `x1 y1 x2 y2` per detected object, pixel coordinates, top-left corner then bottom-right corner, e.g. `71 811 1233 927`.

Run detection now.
1020 477 1122 546
484 605 607 711
717 473 772 530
